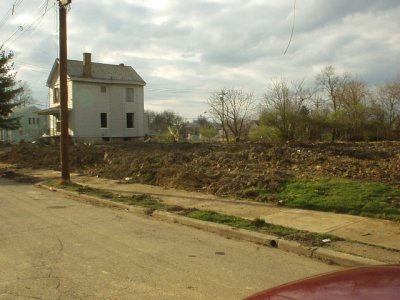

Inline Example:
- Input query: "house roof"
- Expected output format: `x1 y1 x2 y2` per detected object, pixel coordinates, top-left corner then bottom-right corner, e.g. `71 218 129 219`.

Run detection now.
46 59 146 86
10 105 41 115
37 106 71 116
37 106 60 115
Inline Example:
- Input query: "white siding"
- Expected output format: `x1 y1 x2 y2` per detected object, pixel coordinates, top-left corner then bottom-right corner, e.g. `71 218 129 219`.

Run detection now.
48 77 73 108
122 85 145 137
48 76 73 136
72 82 145 139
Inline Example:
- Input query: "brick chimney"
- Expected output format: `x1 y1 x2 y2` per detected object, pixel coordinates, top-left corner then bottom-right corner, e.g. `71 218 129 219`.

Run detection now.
83 52 92 78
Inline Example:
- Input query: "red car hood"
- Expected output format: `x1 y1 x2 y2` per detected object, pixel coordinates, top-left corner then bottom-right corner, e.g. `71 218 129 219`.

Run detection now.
244 265 400 300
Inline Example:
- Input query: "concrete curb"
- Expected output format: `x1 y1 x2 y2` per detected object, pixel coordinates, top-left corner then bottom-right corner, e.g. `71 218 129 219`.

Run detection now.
153 210 381 267
36 183 383 267
36 183 147 216
276 239 316 258
152 210 279 247
312 247 381 267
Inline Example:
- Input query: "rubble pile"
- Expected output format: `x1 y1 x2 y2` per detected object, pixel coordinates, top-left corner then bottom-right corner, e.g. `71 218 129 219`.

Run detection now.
1 141 399 199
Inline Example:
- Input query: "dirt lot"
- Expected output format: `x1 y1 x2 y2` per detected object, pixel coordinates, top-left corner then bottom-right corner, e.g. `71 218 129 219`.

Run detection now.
1 141 399 200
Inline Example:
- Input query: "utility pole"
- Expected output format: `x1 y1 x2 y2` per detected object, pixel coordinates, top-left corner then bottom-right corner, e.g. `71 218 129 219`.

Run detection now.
58 0 71 183
220 91 227 142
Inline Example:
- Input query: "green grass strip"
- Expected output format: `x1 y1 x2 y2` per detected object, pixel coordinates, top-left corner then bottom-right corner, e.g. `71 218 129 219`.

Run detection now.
184 210 341 246
278 178 400 221
243 178 400 221
44 180 165 210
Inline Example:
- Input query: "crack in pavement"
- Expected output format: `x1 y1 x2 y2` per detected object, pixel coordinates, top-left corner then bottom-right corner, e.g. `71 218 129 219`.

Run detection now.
46 230 64 298
2 290 42 299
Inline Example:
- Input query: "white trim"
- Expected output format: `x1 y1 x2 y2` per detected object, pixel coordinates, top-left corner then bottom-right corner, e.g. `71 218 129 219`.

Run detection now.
69 77 146 86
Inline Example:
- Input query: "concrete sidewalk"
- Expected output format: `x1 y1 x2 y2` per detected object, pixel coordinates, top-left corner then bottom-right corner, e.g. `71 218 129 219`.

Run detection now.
79 179 400 251
17 168 400 253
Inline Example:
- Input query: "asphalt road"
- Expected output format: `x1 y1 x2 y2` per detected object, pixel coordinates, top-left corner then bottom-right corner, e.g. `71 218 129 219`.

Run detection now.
0 178 340 299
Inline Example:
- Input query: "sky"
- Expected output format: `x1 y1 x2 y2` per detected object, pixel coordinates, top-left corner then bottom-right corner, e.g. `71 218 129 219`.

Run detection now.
0 0 399 119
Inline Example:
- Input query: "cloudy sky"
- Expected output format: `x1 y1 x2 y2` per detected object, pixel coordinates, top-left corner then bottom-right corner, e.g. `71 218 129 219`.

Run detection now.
1 0 399 118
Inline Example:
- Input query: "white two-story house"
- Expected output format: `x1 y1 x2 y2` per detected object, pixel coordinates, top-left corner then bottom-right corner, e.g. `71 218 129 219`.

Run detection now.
43 53 148 142
0 105 48 144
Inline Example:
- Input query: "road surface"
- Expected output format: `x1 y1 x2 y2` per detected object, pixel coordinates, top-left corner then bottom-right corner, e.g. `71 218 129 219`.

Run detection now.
0 178 340 299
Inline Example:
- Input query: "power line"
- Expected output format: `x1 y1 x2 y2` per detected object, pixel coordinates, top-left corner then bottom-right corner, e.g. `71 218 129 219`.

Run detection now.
26 1 52 33
0 0 24 30
15 65 48 74
54 0 59 58
1 0 54 47
15 61 48 69
11 2 58 61
283 0 297 55
12 0 54 40
146 85 220 93
147 88 210 94
1 26 23 47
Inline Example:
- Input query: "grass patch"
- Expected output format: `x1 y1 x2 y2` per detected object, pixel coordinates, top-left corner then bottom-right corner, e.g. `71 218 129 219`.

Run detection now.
43 180 165 210
276 178 400 221
186 210 296 236
184 210 341 246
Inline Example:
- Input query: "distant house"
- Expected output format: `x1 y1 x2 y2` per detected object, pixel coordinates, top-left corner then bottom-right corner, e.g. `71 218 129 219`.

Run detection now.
42 53 148 142
0 105 48 144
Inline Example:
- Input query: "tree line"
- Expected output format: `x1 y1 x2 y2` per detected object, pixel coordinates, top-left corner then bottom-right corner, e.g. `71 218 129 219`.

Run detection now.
207 66 400 142
149 66 399 142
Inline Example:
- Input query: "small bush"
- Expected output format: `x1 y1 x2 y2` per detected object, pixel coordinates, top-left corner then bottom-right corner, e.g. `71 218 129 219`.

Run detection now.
252 218 266 227
248 125 282 142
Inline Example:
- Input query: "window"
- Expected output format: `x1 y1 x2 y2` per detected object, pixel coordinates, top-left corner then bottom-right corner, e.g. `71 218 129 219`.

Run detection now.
126 88 134 102
53 88 60 103
100 86 106 93
28 118 31 125
100 113 108 128
56 121 61 132
126 113 135 128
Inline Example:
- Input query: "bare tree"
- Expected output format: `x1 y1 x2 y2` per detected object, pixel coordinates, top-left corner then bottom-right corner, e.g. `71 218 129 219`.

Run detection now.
15 82 34 107
366 97 387 140
146 110 186 142
316 65 348 141
263 78 312 140
377 79 400 131
207 89 255 142
339 77 369 140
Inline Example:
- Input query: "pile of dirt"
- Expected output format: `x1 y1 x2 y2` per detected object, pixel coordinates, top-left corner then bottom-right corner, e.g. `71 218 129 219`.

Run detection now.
1 141 399 198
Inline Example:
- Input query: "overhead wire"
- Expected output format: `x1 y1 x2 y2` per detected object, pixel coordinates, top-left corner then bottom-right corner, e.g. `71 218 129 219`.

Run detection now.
27 0 52 34
1 0 54 47
3 1 262 108
15 63 48 73
0 0 58 106
12 0 54 41
0 0 24 30
145 86 265 106
54 0 59 58
283 0 296 55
